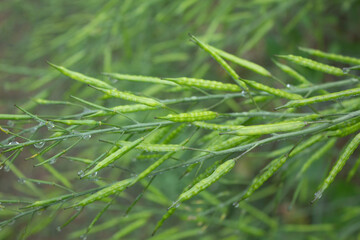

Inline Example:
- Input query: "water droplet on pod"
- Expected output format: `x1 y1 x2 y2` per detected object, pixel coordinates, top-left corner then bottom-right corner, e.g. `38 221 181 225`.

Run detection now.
49 158 57 165
18 178 26 184
7 120 14 127
34 141 45 149
47 121 55 130
82 134 91 140
4 166 10 172
56 226 62 232
8 141 19 146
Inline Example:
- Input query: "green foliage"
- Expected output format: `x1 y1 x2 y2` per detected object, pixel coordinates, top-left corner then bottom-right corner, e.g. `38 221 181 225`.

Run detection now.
1 0 360 239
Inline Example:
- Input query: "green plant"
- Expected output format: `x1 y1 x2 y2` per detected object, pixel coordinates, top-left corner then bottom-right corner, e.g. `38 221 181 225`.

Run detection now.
1 1 360 239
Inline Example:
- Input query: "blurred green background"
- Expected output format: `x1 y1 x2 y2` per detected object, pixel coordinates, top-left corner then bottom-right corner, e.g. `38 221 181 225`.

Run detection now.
1 0 360 239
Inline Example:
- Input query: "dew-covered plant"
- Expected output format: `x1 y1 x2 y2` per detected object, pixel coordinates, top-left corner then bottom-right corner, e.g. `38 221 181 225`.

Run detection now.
1 1 360 239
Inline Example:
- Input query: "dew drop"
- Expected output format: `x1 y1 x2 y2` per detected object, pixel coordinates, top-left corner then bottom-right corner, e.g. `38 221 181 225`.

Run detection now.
46 121 55 130
49 158 57 165
0 165 3 170
2 128 9 133
56 226 62 232
286 83 291 88
34 141 45 149
7 120 14 127
313 191 322 201
8 141 19 146
232 202 239 208
80 234 87 240
77 170 85 177
82 134 91 140
17 178 26 184
4 166 10 172
342 68 350 74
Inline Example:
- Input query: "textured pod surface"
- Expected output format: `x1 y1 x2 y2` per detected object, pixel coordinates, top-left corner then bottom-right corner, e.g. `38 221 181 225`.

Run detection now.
189 34 248 91
93 86 165 107
49 63 113 89
88 104 156 117
240 134 324 201
157 111 218 122
193 121 243 131
82 137 145 178
313 132 360 202
74 178 133 207
104 73 177 86
279 88 360 108
209 45 272 77
116 141 182 152
273 60 309 84
164 77 241 92
278 55 345 76
299 47 360 65
229 121 306 136
52 119 101 126
176 159 236 203
242 79 303 100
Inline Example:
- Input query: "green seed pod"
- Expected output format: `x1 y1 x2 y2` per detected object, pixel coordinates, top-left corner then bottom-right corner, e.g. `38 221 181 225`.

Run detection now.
278 88 360 109
73 178 133 207
82 137 145 178
163 77 241 92
299 47 360 65
93 86 165 107
104 73 177 86
153 159 236 235
88 104 156 117
227 121 307 136
208 46 272 77
48 63 113 89
239 134 324 202
277 55 345 76
176 159 235 203
156 111 218 122
189 34 248 91
273 60 309 85
242 79 303 100
192 121 243 131
52 119 101 126
116 141 182 152
313 132 360 203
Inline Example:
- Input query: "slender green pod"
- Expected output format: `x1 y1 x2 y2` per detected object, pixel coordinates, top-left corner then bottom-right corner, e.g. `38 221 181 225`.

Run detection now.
175 159 235 204
238 134 324 202
161 124 186 144
91 85 165 107
192 121 243 131
51 119 101 126
103 73 177 86
327 121 360 137
208 46 272 77
242 79 303 100
156 111 218 122
313 132 360 203
86 104 156 117
273 60 309 85
277 55 345 76
0 114 32 120
188 34 248 91
113 140 182 152
153 159 235 235
82 137 145 178
224 121 307 136
163 77 241 92
72 178 133 207
299 47 360 65
48 63 113 89
347 155 360 182
207 136 255 152
277 88 360 109
297 138 337 178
